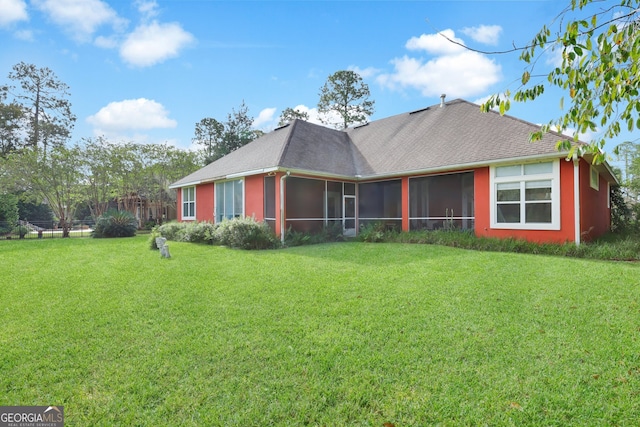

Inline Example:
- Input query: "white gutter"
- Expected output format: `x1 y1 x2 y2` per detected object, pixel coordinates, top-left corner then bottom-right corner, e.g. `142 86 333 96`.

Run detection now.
280 171 290 243
226 167 279 179
168 180 201 189
573 155 581 245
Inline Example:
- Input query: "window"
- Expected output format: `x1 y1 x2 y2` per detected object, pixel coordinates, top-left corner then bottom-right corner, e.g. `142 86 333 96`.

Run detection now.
590 166 599 190
215 179 243 222
182 186 195 220
490 161 560 230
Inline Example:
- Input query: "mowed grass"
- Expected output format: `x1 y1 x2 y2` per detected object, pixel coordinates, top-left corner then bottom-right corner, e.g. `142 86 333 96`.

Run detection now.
1 237 639 426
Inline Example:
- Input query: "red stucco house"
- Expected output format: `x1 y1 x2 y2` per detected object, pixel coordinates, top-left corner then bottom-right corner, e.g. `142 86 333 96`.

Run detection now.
170 99 617 244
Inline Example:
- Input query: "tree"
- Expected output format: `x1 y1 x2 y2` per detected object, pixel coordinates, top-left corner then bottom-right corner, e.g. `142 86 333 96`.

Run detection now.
82 137 119 220
2 62 76 153
0 92 25 157
317 70 375 129
479 0 640 163
193 117 225 164
193 101 259 163
5 145 84 237
141 143 201 224
615 141 639 200
223 101 259 153
0 192 19 235
278 107 309 126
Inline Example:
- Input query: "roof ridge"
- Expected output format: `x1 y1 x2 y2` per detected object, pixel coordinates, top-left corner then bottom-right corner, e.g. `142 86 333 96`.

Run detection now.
276 119 299 166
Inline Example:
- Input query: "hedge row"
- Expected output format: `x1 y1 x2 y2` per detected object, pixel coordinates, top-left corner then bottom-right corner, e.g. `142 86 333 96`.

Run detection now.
154 217 280 250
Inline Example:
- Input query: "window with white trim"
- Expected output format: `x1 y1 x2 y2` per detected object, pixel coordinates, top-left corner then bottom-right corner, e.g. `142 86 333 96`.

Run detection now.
182 186 196 220
490 161 560 230
215 179 244 222
590 166 600 190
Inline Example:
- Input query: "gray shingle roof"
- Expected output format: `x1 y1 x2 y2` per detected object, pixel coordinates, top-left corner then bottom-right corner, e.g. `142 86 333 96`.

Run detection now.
171 99 600 188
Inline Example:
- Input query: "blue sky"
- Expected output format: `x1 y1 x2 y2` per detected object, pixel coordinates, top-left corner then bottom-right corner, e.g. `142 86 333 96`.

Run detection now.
0 0 628 161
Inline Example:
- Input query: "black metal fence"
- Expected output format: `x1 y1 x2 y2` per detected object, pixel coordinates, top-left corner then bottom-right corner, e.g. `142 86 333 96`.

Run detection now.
0 220 95 240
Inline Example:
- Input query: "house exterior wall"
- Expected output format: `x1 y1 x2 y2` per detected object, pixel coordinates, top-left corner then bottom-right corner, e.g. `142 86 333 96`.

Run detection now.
176 187 184 221
197 183 215 222
474 161 578 243
245 174 266 222
579 159 611 241
176 158 611 244
402 177 409 231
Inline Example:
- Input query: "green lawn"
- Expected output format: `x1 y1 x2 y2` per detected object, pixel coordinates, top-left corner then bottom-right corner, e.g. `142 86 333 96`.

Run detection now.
1 237 639 426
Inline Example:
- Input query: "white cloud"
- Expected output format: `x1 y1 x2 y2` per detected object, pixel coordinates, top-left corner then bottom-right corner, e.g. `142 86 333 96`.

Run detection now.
0 0 28 27
33 0 125 42
378 29 501 99
94 34 118 49
87 98 177 134
253 107 277 129
135 0 159 21
405 29 466 55
460 25 502 46
545 45 565 67
120 21 195 67
14 29 34 41
348 65 380 79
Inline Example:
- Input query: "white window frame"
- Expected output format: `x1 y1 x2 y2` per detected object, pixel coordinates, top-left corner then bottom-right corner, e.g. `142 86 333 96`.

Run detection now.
215 178 245 223
490 160 560 230
590 166 600 190
182 186 196 220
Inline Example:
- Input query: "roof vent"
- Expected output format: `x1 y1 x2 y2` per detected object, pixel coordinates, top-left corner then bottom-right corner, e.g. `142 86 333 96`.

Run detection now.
354 122 369 129
274 123 291 131
409 107 429 115
440 94 446 108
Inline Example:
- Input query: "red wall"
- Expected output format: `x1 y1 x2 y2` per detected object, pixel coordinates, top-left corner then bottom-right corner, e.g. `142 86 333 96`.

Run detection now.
579 160 611 241
402 177 409 231
474 161 578 244
245 174 265 221
196 183 215 222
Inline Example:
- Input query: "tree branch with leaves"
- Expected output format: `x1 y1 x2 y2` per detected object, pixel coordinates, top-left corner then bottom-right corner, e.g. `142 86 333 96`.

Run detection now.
478 0 640 163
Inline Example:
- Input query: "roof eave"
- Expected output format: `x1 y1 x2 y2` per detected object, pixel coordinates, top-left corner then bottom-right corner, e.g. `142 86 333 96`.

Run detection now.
356 152 570 181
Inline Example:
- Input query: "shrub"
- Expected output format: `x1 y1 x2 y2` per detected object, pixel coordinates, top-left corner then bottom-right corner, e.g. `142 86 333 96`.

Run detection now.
13 225 30 239
183 222 218 244
284 223 346 247
358 222 394 243
148 226 161 250
92 210 138 238
156 222 187 241
215 217 280 250
158 218 279 250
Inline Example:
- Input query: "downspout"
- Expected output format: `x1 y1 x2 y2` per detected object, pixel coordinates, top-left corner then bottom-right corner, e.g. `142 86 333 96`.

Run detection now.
573 154 581 245
280 171 290 243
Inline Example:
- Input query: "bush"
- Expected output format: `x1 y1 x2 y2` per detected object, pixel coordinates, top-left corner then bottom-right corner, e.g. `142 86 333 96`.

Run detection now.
148 226 161 250
357 222 397 243
13 225 30 239
155 222 185 241
92 210 138 238
284 223 346 247
215 217 280 250
158 218 280 250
